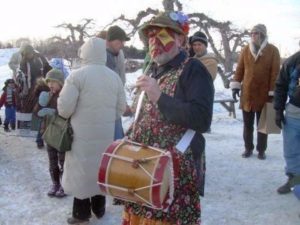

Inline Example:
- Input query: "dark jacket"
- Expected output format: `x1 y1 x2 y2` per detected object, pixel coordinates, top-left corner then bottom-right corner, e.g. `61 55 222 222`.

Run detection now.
154 51 214 195
19 52 52 87
17 52 52 113
155 51 214 155
274 51 300 110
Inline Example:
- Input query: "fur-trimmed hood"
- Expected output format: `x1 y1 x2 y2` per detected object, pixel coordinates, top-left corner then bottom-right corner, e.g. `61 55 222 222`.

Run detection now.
249 37 268 61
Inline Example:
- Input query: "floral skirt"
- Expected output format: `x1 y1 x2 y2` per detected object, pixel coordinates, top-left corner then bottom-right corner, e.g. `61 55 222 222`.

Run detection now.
116 149 201 225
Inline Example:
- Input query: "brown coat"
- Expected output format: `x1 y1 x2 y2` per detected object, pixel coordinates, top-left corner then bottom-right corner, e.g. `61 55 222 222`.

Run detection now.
233 43 280 112
194 53 218 80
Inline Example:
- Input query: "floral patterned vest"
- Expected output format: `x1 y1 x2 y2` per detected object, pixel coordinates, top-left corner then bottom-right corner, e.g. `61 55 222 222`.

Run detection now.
128 67 187 151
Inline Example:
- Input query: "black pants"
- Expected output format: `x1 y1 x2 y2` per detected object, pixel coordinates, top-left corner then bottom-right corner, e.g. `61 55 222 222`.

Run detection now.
242 110 268 152
47 145 65 185
72 195 105 220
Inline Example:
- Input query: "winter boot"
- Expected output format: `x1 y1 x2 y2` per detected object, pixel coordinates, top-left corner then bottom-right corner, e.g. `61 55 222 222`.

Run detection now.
277 181 291 194
93 208 105 219
91 195 106 219
67 217 89 225
4 123 10 132
277 174 293 194
55 185 66 198
242 149 253 158
47 183 59 197
257 151 266 160
10 123 16 130
37 141 44 149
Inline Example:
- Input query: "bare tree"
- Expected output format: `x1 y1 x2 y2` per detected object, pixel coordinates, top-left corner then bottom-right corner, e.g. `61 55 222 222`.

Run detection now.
104 0 250 88
162 0 182 11
47 19 96 63
102 8 159 38
46 35 80 63
15 38 32 47
55 18 95 44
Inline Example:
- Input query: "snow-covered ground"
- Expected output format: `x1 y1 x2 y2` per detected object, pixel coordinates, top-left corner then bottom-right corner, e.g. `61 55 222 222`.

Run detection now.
0 49 299 225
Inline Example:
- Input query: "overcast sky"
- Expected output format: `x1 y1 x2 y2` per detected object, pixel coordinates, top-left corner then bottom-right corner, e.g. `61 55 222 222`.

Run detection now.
0 0 299 56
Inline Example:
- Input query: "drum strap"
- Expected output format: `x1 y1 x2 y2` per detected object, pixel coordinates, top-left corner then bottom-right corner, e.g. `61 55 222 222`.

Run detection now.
175 129 195 153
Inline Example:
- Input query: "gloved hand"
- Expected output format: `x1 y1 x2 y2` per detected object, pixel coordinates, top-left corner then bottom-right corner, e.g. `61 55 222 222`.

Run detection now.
38 108 56 117
232 89 240 101
275 110 285 129
39 91 50 107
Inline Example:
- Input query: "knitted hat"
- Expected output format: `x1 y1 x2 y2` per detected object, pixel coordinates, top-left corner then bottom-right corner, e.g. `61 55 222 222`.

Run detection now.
251 24 267 37
45 69 64 86
189 31 208 47
139 11 189 41
107 26 130 41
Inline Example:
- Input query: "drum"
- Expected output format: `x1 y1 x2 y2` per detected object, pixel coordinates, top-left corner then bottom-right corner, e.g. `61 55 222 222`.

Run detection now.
98 139 174 210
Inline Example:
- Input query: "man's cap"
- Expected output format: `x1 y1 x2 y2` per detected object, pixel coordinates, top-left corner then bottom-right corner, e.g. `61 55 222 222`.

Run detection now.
107 26 130 41
139 11 189 41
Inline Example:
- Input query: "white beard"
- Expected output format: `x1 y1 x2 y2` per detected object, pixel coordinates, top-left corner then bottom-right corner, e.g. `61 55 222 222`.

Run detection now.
152 45 180 66
153 52 174 65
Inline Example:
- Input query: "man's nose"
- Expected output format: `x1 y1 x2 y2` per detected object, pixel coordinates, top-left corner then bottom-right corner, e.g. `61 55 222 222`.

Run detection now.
150 37 161 46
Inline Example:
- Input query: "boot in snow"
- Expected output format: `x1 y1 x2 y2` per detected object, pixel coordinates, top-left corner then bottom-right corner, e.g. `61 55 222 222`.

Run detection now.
55 185 66 198
67 217 89 225
277 174 293 194
277 181 291 194
257 151 266 160
4 123 10 132
242 149 253 158
47 184 59 197
10 123 16 130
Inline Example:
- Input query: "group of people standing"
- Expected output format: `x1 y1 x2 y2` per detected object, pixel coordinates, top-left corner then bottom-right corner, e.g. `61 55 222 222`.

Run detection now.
1 9 299 225
3 44 71 198
56 11 214 225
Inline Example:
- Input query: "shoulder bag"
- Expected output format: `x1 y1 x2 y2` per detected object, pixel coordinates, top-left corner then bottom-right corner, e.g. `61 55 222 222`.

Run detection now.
42 114 73 152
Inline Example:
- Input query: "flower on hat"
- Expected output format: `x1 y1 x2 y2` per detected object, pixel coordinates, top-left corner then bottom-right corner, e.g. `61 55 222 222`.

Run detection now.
139 11 190 43
169 11 189 34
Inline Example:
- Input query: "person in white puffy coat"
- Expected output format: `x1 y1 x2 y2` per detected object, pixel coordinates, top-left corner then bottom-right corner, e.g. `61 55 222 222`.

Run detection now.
57 37 126 224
